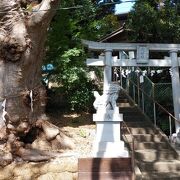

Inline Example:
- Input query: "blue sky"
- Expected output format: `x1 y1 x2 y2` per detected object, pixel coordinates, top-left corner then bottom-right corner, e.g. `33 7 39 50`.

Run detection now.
115 1 135 14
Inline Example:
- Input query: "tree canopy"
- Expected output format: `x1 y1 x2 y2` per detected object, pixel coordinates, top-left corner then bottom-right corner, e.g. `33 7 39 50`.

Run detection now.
127 0 180 43
44 0 120 111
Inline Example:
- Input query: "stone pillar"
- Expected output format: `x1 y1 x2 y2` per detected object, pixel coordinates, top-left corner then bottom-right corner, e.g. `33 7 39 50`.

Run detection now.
92 83 129 158
170 50 180 133
103 49 112 92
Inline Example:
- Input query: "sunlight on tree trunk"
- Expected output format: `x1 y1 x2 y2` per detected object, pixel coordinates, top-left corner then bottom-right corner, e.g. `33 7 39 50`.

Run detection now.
0 0 74 166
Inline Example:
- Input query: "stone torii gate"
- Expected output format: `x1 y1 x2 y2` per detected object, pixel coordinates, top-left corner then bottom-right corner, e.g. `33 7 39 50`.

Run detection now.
83 40 180 147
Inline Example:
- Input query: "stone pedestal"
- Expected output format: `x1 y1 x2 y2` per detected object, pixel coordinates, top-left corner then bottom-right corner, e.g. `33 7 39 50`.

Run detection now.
92 83 129 158
92 107 129 158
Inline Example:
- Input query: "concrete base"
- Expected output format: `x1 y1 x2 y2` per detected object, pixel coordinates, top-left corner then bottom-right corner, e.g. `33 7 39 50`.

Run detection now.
93 150 129 158
93 109 123 142
93 141 125 152
92 104 128 158
92 141 129 158
95 121 121 142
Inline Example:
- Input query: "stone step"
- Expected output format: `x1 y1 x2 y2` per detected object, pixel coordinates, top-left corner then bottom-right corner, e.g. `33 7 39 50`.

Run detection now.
123 116 147 122
140 171 180 180
78 172 133 180
118 98 129 103
122 112 144 117
129 127 158 134
137 160 180 172
118 92 180 179
123 141 171 151
118 94 128 99
124 121 153 127
133 142 171 150
124 134 167 142
135 149 179 162
117 102 131 107
119 107 139 113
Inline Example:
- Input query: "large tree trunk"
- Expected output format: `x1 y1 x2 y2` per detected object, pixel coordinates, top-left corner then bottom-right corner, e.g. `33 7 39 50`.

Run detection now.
0 0 73 165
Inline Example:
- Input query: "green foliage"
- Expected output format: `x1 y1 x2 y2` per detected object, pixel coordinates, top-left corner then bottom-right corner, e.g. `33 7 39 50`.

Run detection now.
79 129 87 138
126 0 179 134
44 0 120 111
127 0 180 43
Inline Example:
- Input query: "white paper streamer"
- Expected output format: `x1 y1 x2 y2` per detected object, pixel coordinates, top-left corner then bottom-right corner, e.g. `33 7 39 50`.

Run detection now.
115 72 119 78
30 90 33 112
121 70 126 78
2 99 7 123
169 68 173 77
150 70 155 77
135 69 140 73
125 69 131 75
140 75 144 83
114 69 119 78
142 70 147 76
157 70 162 74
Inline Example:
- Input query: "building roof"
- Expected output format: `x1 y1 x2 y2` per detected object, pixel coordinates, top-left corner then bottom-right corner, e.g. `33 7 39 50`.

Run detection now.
99 26 124 42
99 12 133 43
99 25 132 43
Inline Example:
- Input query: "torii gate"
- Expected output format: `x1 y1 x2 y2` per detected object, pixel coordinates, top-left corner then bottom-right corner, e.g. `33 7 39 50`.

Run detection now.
83 40 180 134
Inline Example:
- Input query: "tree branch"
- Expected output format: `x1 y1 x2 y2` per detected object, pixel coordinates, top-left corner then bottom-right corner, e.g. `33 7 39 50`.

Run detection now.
28 0 60 26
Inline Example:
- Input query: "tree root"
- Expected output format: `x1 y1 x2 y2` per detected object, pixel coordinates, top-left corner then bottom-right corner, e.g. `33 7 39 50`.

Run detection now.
0 118 75 164
16 119 75 162
35 119 75 150
0 150 13 166
16 147 53 162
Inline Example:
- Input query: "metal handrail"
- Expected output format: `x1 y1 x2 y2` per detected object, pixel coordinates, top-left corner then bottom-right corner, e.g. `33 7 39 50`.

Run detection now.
125 78 177 139
113 66 176 138
121 121 135 174
129 79 176 121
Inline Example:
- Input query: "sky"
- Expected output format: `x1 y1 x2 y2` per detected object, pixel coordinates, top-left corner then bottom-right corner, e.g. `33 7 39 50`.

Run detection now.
115 0 135 14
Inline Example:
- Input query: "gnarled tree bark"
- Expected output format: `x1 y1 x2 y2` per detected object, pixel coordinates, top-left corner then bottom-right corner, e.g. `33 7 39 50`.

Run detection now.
0 0 74 166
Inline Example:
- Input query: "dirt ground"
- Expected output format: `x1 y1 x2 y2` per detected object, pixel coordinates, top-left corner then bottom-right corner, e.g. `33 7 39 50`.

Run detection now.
0 111 96 180
47 111 96 157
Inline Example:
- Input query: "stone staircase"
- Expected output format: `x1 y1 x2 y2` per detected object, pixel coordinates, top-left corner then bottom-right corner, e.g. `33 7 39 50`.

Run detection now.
119 91 180 180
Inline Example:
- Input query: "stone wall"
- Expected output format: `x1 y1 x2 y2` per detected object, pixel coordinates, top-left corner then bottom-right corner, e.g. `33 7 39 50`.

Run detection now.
0 157 78 180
